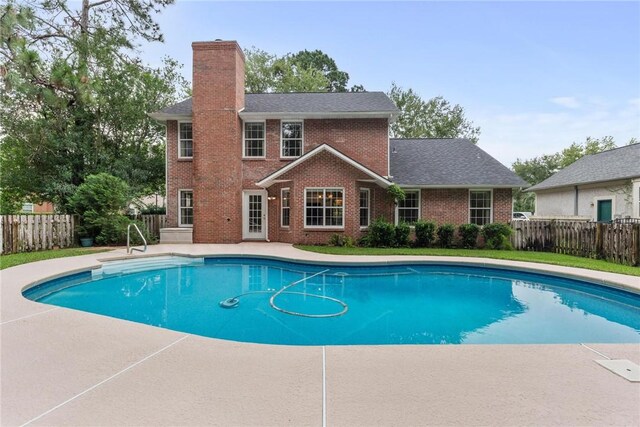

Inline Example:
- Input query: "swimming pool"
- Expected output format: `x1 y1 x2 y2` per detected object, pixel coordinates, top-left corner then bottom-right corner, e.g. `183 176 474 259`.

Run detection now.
24 256 640 345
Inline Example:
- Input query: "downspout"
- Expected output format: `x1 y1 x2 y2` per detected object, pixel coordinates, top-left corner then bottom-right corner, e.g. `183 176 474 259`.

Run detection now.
574 185 579 216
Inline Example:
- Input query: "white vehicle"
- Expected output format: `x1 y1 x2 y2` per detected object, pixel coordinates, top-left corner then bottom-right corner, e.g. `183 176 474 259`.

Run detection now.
512 212 531 220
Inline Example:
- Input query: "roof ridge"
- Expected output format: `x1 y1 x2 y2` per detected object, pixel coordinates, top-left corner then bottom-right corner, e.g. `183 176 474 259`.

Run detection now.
245 91 384 95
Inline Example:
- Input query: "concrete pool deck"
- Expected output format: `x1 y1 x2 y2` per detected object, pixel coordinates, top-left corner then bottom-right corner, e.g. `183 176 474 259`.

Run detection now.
1 243 639 426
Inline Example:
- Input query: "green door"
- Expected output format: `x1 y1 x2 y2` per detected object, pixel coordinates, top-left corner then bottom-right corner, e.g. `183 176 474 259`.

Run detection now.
597 199 612 222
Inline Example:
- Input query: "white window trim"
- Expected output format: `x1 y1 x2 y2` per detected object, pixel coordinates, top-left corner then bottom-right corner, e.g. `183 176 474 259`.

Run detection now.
178 121 193 159
593 195 615 221
178 189 194 228
359 188 370 229
281 187 290 228
304 187 345 230
468 189 493 225
280 120 304 159
395 189 421 225
242 120 266 159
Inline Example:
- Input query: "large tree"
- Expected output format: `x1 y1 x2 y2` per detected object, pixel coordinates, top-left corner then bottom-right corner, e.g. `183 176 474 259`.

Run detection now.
387 83 480 142
511 136 628 211
0 0 187 212
244 46 361 93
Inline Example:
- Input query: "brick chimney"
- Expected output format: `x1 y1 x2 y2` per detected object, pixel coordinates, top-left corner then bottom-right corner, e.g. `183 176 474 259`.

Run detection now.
191 40 245 243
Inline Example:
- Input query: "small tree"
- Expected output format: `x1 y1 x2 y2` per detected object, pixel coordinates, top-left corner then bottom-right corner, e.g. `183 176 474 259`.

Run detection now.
69 173 131 245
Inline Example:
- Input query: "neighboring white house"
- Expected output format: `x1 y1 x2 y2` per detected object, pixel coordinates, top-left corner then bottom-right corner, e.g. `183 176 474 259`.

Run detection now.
527 144 640 222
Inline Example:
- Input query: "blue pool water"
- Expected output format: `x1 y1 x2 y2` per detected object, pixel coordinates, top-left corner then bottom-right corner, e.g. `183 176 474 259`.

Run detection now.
24 257 640 345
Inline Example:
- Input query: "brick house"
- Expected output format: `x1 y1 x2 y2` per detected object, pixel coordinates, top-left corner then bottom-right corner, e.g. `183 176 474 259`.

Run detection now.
150 40 526 244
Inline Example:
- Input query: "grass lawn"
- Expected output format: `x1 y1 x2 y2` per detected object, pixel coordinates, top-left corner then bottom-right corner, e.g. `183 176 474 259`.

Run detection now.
0 247 113 270
295 245 640 277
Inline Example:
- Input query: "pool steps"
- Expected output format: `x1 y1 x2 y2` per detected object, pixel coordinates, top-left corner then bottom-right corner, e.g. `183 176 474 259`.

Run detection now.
93 256 204 278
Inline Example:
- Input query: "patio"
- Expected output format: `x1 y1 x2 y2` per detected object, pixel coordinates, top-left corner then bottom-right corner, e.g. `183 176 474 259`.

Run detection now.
2 243 639 426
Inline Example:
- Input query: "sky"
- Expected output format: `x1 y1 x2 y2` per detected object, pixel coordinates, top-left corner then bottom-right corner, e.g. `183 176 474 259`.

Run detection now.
139 0 640 166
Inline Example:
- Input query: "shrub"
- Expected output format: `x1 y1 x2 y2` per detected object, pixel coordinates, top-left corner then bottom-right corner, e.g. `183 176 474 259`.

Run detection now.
141 205 166 215
328 233 345 247
70 173 131 245
482 223 513 250
436 224 455 248
358 233 371 247
414 220 436 247
394 222 411 247
368 217 396 247
458 223 480 249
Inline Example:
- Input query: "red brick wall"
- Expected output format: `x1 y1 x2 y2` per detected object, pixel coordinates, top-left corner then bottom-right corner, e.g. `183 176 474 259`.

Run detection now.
241 118 389 189
191 41 245 243
420 188 512 225
166 120 193 227
261 150 393 245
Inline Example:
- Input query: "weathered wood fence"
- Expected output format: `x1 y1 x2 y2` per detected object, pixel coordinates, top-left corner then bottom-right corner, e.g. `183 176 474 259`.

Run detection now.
1 215 76 255
139 214 166 240
512 220 640 266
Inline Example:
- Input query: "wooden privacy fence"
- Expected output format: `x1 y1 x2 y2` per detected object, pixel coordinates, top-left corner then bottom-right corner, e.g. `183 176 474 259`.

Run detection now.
1 215 76 255
139 214 166 240
512 220 640 266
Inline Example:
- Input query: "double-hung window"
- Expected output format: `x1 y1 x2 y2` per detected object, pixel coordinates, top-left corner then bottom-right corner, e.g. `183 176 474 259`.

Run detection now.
305 188 344 228
178 122 193 158
243 121 265 158
359 189 370 228
397 190 420 224
281 121 303 158
179 190 193 227
469 190 492 226
281 188 290 227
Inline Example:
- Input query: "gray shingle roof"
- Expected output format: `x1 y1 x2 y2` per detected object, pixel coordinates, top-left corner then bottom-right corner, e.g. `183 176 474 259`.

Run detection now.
527 144 640 191
160 98 192 115
157 92 398 115
390 139 527 187
244 92 398 113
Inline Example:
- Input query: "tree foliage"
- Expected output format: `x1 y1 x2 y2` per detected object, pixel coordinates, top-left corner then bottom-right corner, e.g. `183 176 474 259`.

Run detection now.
0 0 187 212
387 83 481 143
244 46 362 93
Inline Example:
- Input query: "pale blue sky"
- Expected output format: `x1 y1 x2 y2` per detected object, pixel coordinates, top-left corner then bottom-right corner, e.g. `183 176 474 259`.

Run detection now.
140 0 640 166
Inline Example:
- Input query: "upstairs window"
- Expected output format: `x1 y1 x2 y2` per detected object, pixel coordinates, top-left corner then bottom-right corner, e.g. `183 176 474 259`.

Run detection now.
243 122 265 158
397 190 420 224
179 122 193 158
281 121 303 158
470 190 492 226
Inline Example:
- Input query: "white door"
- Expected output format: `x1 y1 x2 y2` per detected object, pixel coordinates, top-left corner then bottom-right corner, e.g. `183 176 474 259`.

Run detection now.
242 190 267 240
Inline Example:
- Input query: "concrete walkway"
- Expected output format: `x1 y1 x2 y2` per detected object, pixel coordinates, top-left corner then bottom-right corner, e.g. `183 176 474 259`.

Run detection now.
1 243 639 426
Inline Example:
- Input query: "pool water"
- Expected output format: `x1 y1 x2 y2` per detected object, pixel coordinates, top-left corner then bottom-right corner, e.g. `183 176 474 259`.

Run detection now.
24 257 640 345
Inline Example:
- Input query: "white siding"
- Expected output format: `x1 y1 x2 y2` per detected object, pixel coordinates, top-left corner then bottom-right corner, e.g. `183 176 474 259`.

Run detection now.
534 179 637 220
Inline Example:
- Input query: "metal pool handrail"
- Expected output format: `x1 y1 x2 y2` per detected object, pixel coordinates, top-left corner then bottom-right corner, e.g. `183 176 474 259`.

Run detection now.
127 223 147 254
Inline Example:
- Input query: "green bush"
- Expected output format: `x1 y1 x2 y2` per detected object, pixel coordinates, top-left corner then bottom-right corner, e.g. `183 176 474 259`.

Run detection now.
328 234 355 248
414 220 436 247
482 223 513 250
394 222 411 247
140 205 166 215
69 173 132 245
328 233 344 247
458 223 480 249
436 224 455 248
368 217 396 247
